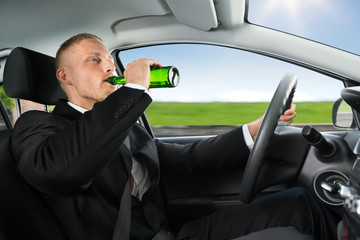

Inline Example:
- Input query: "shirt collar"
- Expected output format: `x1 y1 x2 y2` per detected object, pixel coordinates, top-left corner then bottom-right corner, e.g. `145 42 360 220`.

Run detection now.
67 101 88 114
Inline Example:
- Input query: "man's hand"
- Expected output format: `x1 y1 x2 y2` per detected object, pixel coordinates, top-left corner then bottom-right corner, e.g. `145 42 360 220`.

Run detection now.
279 103 296 125
123 58 162 89
248 104 297 140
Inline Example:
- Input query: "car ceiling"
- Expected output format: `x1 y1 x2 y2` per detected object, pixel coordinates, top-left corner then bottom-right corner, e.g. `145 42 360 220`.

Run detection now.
1 0 243 54
0 0 172 55
1 0 360 84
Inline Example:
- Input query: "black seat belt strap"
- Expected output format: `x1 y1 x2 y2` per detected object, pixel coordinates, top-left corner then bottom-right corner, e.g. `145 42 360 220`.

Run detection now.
112 137 132 240
112 180 131 240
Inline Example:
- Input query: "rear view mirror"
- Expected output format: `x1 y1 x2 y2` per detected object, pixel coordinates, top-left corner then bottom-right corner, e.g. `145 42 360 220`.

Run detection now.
332 98 355 129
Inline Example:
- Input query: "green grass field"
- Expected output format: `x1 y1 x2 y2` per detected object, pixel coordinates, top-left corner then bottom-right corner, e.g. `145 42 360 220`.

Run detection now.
145 101 341 126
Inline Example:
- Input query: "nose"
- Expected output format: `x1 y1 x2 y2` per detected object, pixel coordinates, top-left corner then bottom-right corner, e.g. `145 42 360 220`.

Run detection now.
104 58 115 73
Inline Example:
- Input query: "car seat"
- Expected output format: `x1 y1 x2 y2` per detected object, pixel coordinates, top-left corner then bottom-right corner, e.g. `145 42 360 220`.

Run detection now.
0 47 67 239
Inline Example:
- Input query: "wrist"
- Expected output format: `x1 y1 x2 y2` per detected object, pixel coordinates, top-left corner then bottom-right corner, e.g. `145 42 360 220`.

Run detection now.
248 116 264 140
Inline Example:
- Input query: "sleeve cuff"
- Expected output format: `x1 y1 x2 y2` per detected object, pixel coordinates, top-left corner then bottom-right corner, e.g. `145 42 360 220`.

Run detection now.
124 83 151 96
242 124 254 150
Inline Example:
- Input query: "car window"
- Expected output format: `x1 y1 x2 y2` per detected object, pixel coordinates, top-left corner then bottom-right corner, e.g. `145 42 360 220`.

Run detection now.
247 0 360 55
116 44 345 136
0 85 14 130
0 85 48 129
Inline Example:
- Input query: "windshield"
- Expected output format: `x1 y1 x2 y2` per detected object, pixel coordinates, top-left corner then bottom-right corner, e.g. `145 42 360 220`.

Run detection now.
117 44 345 129
247 0 360 55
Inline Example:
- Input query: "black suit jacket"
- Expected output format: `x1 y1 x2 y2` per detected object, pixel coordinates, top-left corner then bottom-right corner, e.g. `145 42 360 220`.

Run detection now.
10 87 250 239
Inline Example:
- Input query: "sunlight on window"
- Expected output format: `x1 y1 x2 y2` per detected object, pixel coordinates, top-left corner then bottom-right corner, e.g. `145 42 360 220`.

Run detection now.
248 0 360 54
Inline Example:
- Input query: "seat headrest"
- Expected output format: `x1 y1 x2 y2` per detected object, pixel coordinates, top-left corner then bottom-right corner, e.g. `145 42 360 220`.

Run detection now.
3 47 66 105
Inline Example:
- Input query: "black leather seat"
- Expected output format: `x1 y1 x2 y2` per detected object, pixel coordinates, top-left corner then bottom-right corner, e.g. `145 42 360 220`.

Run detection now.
3 47 66 105
0 47 67 239
0 130 67 239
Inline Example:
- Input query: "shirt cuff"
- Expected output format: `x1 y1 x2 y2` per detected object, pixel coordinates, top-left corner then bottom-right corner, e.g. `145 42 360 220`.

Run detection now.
124 83 151 95
242 124 254 150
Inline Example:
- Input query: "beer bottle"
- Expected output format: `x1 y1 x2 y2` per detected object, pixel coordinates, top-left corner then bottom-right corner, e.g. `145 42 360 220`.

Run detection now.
107 66 180 88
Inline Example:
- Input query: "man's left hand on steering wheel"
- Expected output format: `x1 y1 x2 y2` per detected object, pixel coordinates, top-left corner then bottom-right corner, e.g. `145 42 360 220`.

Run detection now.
247 104 296 141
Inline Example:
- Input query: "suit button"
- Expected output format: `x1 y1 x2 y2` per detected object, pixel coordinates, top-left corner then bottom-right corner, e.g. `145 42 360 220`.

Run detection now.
114 111 120 118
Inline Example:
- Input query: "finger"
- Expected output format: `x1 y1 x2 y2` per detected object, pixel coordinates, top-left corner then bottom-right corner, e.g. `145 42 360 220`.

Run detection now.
279 113 296 122
283 103 296 116
149 60 163 69
279 109 296 122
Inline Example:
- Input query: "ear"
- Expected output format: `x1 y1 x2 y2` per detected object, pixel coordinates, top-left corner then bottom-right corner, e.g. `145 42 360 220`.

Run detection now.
56 67 72 86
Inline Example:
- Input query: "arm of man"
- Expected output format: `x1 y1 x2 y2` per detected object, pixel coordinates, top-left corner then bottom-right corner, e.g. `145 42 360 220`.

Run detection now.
155 104 297 175
156 126 250 175
247 103 297 141
10 87 151 196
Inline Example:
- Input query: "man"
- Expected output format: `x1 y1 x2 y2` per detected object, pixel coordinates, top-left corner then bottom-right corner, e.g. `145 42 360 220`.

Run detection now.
10 33 335 240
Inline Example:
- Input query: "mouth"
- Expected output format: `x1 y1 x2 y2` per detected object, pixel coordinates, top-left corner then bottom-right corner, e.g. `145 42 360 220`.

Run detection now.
104 77 118 89
104 76 114 84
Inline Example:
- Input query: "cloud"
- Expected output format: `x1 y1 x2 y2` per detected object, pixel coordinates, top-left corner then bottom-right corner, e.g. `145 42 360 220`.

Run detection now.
216 90 273 102
293 91 317 102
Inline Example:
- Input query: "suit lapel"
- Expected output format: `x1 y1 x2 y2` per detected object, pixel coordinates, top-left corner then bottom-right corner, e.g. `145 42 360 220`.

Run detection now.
52 99 134 176
52 99 165 233
129 124 160 198
119 142 133 177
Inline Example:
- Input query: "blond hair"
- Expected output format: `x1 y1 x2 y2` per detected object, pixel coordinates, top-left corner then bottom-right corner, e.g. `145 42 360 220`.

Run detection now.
55 33 103 70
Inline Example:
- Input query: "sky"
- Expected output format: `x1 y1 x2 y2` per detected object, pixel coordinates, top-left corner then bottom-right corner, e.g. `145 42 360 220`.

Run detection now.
119 0 360 103
249 0 360 54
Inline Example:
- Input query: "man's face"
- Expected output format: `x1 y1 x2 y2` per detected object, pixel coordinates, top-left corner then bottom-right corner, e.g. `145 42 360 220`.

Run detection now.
61 39 117 109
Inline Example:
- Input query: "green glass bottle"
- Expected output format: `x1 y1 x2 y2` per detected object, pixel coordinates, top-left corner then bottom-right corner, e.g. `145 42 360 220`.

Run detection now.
107 66 180 88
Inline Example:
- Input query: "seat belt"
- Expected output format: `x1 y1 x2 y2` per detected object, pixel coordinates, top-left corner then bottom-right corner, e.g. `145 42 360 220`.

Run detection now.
112 137 132 240
112 137 175 240
112 180 175 240
112 180 131 240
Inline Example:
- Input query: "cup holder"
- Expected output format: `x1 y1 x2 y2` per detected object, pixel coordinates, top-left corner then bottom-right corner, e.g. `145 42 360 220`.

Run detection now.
313 170 349 206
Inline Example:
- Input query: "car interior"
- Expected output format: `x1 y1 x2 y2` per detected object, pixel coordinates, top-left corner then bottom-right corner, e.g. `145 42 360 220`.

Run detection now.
1 0 360 239
0 46 359 240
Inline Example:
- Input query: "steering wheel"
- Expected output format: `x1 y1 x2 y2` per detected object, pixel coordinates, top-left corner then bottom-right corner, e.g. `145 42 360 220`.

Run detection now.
239 73 298 204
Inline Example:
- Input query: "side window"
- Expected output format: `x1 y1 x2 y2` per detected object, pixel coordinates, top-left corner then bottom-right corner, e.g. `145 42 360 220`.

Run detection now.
116 44 344 136
0 85 14 130
0 85 47 129
1 55 47 130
